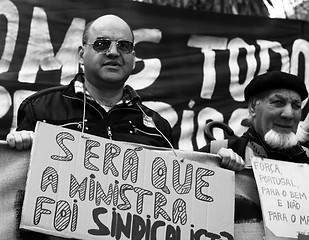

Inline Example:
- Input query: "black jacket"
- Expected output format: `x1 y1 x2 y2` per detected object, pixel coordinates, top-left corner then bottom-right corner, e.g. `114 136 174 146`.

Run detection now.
16 73 174 148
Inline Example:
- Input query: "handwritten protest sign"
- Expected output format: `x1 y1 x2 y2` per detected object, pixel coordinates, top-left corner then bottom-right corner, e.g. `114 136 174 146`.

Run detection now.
20 122 235 239
252 157 309 240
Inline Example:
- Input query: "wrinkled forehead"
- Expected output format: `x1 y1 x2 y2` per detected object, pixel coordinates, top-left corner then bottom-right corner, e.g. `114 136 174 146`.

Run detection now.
89 16 133 42
262 88 302 102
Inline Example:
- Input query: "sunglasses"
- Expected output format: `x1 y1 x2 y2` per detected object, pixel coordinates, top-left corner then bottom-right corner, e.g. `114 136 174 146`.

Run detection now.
85 39 134 54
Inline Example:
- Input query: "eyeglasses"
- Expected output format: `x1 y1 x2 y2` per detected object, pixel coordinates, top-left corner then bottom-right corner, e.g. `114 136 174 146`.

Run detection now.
85 39 134 54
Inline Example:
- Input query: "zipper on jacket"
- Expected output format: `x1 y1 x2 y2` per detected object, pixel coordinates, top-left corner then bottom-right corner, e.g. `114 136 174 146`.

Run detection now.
107 126 112 139
131 121 162 137
133 127 162 138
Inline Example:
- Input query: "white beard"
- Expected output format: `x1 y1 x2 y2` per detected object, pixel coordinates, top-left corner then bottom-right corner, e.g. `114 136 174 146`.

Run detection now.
264 129 299 150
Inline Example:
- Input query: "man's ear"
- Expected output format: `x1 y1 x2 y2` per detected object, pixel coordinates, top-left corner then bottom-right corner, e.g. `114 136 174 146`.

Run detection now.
248 100 257 117
78 46 84 65
132 50 136 69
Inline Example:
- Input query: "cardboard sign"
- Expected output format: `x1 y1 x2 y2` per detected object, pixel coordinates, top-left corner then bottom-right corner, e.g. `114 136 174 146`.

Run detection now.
252 157 309 240
20 122 235 240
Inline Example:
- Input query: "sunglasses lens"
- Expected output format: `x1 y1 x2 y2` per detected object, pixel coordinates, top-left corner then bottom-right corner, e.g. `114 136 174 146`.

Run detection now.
117 40 134 53
93 40 111 52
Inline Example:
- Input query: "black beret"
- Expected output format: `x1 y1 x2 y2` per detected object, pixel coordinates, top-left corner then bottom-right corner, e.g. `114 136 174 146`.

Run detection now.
244 71 308 102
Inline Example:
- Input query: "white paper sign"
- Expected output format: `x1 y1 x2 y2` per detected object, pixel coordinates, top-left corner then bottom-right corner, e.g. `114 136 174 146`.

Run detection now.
20 122 235 240
252 157 309 239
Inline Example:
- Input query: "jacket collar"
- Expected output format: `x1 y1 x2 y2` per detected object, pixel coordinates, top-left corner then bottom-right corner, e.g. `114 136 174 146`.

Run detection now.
63 73 142 105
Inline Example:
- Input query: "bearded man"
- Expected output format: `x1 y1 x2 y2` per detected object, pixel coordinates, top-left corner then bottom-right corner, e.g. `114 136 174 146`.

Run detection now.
199 70 309 223
202 71 309 164
239 70 309 163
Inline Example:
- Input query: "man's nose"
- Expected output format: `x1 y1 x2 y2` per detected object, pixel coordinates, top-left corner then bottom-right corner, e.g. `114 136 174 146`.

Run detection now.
281 104 294 118
106 41 120 55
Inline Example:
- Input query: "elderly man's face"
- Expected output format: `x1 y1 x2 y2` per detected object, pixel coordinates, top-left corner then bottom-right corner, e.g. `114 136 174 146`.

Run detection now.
252 89 302 138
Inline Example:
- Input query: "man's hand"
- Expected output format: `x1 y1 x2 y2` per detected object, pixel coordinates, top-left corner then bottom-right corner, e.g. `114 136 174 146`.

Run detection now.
6 131 34 150
217 148 245 171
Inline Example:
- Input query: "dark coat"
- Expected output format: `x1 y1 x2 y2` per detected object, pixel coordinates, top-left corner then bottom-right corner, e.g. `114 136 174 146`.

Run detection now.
16 73 174 148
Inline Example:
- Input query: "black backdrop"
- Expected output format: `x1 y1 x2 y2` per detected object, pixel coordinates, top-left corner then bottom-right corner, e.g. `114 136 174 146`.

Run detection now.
1 0 309 150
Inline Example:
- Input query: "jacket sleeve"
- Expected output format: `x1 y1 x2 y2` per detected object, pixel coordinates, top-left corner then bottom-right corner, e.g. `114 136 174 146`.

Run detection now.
16 98 37 131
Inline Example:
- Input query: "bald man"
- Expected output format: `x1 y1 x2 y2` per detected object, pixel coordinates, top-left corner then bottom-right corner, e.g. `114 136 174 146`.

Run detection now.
7 14 244 171
7 14 173 148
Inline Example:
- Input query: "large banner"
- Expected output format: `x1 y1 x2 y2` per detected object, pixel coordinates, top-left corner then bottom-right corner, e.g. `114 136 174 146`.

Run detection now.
1 0 309 150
